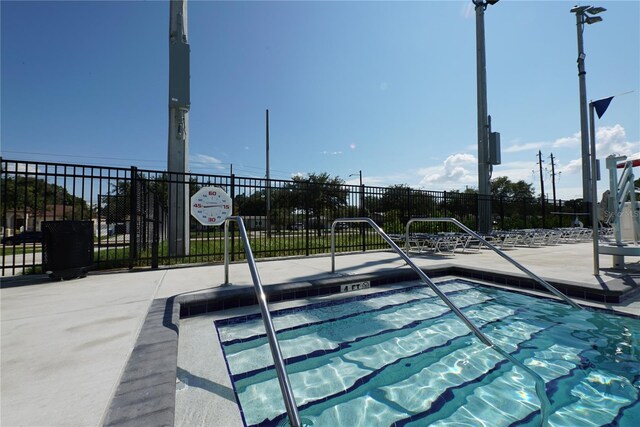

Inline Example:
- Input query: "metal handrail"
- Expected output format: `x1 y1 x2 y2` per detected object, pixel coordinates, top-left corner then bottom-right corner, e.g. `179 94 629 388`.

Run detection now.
405 217 582 310
330 218 493 347
223 216 301 427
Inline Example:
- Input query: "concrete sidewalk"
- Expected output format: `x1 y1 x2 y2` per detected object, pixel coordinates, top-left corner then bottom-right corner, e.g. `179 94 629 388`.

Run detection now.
1 242 639 426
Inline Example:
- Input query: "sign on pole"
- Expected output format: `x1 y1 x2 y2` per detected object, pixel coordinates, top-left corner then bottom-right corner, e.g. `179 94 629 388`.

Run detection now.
190 187 232 226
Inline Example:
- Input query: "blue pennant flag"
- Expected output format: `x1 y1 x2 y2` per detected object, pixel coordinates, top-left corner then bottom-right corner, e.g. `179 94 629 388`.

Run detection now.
593 96 614 119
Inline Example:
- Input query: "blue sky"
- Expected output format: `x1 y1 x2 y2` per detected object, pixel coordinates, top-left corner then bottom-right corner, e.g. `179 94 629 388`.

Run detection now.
2 0 638 201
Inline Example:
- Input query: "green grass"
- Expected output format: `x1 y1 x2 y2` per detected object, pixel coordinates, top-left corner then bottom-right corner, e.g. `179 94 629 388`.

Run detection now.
11 231 390 274
1 245 42 256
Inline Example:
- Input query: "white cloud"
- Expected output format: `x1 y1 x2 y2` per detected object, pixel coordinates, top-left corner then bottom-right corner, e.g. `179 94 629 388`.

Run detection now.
190 153 226 171
553 132 580 148
557 124 639 176
321 150 342 156
418 153 477 190
595 124 639 156
492 161 538 182
504 141 549 153
358 173 411 187
560 158 582 175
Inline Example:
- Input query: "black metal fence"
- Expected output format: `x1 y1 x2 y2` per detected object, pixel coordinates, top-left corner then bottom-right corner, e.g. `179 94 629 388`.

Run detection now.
1 158 586 276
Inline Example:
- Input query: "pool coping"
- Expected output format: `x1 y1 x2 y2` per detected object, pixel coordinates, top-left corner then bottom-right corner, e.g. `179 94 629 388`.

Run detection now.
102 264 640 426
178 262 640 317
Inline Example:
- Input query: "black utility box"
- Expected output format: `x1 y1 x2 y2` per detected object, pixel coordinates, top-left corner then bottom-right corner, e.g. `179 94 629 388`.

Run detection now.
42 221 94 280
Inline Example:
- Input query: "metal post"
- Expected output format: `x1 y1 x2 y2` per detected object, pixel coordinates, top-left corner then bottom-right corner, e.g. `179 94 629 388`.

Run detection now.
230 174 236 262
576 12 591 203
266 109 271 239
224 219 230 284
589 102 600 274
572 5 606 203
168 0 191 257
129 166 138 269
152 192 159 269
359 171 365 252
474 0 493 234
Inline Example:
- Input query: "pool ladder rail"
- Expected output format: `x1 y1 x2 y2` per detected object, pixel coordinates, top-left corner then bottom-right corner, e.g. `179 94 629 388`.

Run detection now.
405 218 582 310
218 216 578 427
331 218 493 347
331 217 581 425
223 216 302 427
330 217 582 345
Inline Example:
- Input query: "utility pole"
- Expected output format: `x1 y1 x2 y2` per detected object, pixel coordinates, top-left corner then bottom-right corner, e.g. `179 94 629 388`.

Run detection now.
168 0 190 257
549 153 558 210
473 0 500 234
538 150 546 227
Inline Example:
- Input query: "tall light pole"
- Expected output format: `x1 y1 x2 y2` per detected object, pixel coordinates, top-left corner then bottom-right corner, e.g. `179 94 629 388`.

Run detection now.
473 0 500 234
168 0 190 256
571 5 605 204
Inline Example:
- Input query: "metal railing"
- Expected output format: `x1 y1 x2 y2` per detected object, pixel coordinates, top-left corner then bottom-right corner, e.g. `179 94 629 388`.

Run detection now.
330 218 493 347
331 217 554 422
223 216 301 427
1 157 586 276
405 217 582 310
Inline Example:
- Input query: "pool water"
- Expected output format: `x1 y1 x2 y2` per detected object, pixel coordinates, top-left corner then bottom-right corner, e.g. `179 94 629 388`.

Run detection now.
214 279 640 426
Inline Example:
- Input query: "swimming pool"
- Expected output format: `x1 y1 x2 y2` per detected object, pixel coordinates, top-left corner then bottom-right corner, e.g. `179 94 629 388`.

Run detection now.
211 278 640 426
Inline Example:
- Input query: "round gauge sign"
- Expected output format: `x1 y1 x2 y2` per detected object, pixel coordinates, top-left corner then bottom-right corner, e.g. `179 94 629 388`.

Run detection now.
190 186 232 226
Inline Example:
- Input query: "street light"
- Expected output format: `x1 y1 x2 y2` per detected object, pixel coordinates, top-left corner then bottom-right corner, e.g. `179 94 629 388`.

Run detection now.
349 170 363 187
571 4 606 204
473 0 500 234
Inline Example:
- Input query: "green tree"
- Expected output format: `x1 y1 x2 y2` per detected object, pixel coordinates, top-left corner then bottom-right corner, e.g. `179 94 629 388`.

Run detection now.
491 176 535 199
1 176 91 219
283 173 348 234
234 191 266 216
369 185 438 233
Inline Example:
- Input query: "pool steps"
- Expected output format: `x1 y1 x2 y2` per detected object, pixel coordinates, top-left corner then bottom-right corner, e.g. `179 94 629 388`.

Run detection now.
220 216 625 427
217 285 638 426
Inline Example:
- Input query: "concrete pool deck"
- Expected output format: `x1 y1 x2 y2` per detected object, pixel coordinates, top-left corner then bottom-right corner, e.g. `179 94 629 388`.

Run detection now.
1 242 639 426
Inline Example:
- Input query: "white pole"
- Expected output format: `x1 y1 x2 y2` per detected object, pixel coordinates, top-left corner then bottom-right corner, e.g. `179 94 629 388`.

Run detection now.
589 102 599 274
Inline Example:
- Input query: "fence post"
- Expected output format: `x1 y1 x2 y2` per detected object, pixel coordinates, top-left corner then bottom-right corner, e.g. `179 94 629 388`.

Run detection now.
499 195 504 230
304 181 310 256
230 174 236 262
443 191 448 220
406 187 412 227
129 166 138 269
360 183 366 252
151 192 159 269
475 193 480 231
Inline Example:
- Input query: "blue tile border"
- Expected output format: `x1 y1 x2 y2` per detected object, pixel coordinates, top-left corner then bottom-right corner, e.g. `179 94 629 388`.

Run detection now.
178 265 639 318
